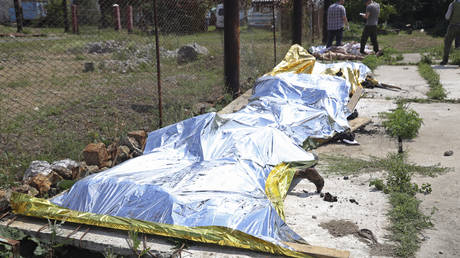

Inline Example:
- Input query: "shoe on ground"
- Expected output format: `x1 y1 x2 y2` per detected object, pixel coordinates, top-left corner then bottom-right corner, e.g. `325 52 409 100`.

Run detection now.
440 60 448 65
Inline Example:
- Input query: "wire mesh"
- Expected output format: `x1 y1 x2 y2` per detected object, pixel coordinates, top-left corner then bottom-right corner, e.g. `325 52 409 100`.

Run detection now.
0 0 323 176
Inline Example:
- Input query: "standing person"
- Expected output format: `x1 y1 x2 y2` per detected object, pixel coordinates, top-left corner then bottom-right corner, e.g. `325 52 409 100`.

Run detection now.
441 0 460 65
326 0 349 48
360 0 380 55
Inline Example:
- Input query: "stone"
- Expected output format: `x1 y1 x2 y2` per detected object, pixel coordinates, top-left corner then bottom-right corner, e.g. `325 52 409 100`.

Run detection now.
444 150 454 156
100 160 112 168
87 165 100 175
177 43 209 64
116 145 131 164
106 143 118 160
12 184 30 194
27 187 39 197
0 189 11 212
23 160 52 181
51 159 80 179
30 174 52 194
84 62 95 72
122 136 141 152
128 130 147 150
82 142 109 167
47 172 64 186
73 161 87 179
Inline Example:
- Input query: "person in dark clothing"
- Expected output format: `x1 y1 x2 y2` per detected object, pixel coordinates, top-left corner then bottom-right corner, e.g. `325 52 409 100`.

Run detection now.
326 0 349 48
360 0 380 55
441 0 460 65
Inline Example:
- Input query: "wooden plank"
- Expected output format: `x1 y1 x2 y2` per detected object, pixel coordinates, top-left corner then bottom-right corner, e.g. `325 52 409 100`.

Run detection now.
283 242 350 258
218 89 252 115
349 116 371 132
347 86 364 112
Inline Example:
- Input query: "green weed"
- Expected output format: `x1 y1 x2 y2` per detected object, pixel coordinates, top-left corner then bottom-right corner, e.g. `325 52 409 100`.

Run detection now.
381 103 423 153
320 152 447 177
418 62 446 100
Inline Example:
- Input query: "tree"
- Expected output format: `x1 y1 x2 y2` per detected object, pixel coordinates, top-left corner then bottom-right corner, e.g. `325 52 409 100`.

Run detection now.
381 103 423 153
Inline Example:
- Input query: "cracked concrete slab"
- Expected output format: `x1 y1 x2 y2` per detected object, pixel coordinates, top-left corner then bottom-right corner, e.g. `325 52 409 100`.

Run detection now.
431 64 460 100
370 65 429 99
397 53 422 64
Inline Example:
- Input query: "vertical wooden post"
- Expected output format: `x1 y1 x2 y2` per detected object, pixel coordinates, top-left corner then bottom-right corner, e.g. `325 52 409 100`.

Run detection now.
13 0 24 33
323 0 331 44
72 4 79 34
127 5 133 33
292 0 302 45
113 4 121 31
153 0 162 128
62 0 69 32
224 0 240 99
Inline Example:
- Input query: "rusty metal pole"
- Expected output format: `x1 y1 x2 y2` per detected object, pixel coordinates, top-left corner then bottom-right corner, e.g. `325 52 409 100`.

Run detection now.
292 0 302 45
72 4 79 34
153 0 163 128
62 0 69 32
224 0 240 99
127 5 133 33
113 4 121 31
272 1 277 67
13 0 23 33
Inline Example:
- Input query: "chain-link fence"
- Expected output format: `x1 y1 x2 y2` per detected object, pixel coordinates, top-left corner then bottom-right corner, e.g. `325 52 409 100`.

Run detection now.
0 0 323 177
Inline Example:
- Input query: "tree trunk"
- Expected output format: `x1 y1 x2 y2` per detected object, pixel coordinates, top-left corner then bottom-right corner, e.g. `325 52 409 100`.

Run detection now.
398 136 403 153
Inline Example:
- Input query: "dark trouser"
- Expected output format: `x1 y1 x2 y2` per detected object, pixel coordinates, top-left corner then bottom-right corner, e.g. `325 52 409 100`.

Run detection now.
360 25 379 53
456 34 460 48
326 28 344 48
442 24 460 63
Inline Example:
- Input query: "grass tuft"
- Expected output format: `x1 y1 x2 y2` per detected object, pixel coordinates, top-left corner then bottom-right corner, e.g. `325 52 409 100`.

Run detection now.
417 62 446 100
320 152 448 177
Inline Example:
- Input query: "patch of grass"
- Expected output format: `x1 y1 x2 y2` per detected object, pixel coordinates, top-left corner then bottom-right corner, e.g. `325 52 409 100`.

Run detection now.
388 191 432 257
320 152 448 177
362 47 403 70
378 30 443 53
6 79 31 89
417 62 446 100
324 152 445 257
396 98 460 104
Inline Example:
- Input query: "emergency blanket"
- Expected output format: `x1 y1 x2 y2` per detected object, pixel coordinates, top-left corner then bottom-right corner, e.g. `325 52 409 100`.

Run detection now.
11 46 372 257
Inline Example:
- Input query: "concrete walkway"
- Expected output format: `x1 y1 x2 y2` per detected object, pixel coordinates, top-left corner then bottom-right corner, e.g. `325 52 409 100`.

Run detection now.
397 53 422 64
432 64 460 99
372 65 429 99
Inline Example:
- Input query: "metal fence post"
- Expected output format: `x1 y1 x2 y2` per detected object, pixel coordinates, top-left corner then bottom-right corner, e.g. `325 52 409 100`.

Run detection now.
127 6 133 33
72 4 79 34
13 0 24 33
293 0 303 45
113 4 121 31
224 0 240 99
153 0 163 128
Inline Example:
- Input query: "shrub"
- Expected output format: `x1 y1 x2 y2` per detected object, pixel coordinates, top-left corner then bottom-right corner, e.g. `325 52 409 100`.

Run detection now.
381 104 423 153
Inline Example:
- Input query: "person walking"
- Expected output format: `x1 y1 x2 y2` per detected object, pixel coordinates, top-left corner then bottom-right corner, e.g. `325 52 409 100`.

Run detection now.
360 0 380 55
326 0 349 48
441 0 460 65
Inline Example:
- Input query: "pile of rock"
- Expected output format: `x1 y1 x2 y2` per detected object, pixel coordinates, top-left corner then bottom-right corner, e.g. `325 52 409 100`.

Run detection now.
78 40 209 72
0 130 148 213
